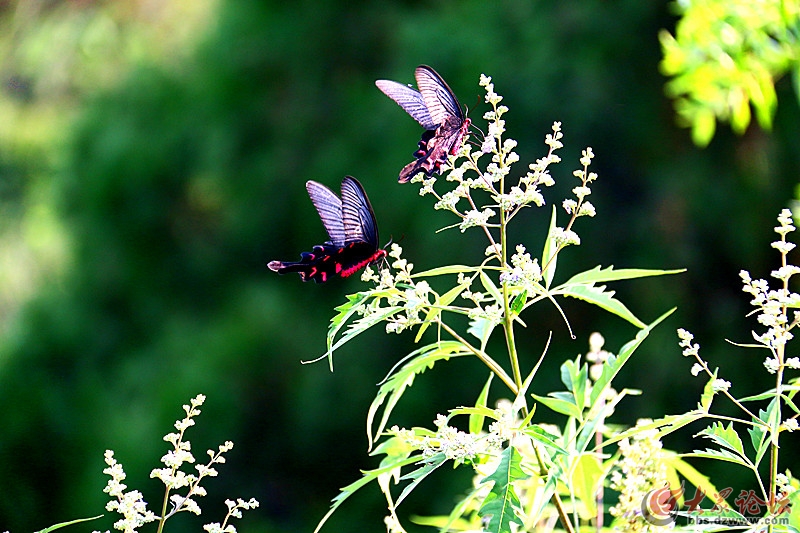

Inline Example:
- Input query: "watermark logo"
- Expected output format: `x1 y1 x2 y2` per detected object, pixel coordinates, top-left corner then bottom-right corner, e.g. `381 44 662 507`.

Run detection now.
641 483 791 527
641 486 679 526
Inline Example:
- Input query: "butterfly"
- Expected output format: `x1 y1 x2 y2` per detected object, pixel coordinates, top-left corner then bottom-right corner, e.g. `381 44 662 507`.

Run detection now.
268 176 387 283
376 65 471 183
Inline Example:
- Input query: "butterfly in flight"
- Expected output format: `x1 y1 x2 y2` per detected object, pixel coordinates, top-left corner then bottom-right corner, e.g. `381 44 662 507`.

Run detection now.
268 176 387 283
376 65 471 183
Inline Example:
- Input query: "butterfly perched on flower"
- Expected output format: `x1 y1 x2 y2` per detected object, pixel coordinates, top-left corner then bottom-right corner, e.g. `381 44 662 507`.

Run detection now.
376 65 471 183
268 176 387 283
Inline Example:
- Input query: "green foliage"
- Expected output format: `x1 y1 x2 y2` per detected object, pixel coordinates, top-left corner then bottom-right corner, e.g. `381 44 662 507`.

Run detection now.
660 0 800 146
34 516 103 533
308 73 685 533
1 1 799 531
478 446 528 533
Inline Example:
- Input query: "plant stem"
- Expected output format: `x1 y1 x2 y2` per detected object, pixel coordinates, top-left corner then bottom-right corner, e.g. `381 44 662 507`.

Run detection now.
439 320 517 394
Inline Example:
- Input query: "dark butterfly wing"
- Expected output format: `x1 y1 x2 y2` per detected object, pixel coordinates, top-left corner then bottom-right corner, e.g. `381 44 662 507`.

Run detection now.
268 177 386 283
305 180 345 247
375 79 437 130
414 65 465 125
340 176 379 249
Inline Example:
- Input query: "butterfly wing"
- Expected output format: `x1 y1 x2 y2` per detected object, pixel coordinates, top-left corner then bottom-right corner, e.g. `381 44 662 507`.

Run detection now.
269 177 385 282
375 79 438 130
340 176 379 249
415 65 465 126
305 180 345 247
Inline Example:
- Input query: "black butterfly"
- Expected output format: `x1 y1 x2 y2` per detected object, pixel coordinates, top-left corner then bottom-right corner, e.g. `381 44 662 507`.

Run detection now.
268 176 387 283
376 65 471 183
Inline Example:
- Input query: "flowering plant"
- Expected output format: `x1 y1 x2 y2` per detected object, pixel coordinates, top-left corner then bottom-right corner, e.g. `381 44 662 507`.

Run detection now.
311 73 685 533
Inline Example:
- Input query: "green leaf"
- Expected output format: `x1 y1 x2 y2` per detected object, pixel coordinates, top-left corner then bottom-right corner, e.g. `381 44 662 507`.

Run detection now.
412 485 483 532
470 374 494 435
697 422 745 457
602 411 704 448
541 205 558 289
524 425 568 456
413 264 479 277
747 422 768 469
662 450 726 510
35 516 103 533
564 265 685 285
589 307 675 408
571 453 603 519
532 391 583 419
560 357 588 421
509 289 527 315
415 281 470 342
684 448 750 468
367 341 471 448
478 446 528 533
468 316 496 349
556 282 646 328
320 290 401 368
313 454 422 533
480 270 503 305
396 452 448 506
691 107 716 147
699 369 717 412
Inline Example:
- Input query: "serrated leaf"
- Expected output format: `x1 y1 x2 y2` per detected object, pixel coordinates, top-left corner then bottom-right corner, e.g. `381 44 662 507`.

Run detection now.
367 341 471 449
685 448 749 467
319 290 401 369
396 452 448 506
564 265 685 285
589 308 674 408
602 411 704 448
470 374 494 435
696 422 746 458
313 454 422 533
479 446 529 533
541 205 558 288
557 283 646 328
35 516 103 533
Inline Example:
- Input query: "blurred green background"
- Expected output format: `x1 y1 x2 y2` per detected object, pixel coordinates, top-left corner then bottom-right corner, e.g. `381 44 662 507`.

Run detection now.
1 1 798 532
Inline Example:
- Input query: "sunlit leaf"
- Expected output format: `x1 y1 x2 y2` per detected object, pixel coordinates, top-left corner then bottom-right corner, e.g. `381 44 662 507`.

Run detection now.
35 516 103 533
367 341 471 448
470 374 494 435
541 205 558 289
478 446 528 533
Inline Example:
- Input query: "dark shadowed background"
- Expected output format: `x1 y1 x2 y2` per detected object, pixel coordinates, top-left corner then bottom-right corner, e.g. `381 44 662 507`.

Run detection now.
1 1 798 531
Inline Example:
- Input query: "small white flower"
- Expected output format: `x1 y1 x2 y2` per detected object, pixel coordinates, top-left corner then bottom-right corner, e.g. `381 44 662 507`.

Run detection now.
711 379 731 392
764 357 780 374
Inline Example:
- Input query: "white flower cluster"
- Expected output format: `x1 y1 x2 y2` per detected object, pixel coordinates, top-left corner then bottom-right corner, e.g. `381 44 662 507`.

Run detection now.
361 244 434 335
203 498 260 533
100 450 157 533
97 395 258 533
499 244 542 292
739 209 800 373
609 420 672 532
